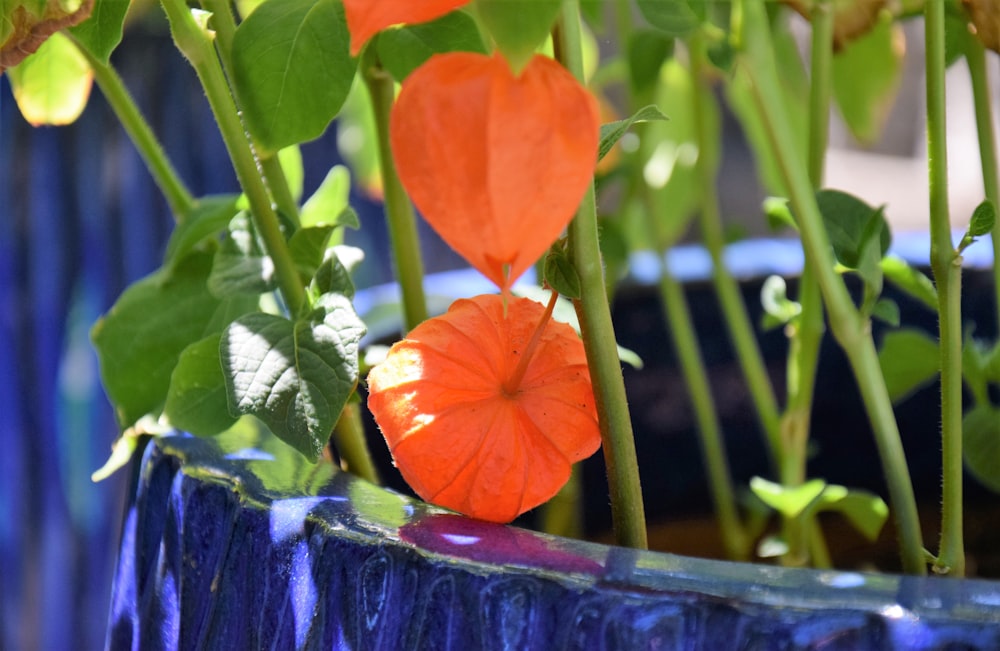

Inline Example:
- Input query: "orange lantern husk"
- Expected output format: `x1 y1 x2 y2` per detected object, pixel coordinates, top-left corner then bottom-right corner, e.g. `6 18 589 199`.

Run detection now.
367 294 601 523
390 52 600 291
343 0 471 55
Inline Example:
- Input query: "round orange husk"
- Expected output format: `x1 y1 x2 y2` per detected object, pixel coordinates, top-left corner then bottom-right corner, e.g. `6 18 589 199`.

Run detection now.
367 294 601 523
342 0 471 55
390 52 600 291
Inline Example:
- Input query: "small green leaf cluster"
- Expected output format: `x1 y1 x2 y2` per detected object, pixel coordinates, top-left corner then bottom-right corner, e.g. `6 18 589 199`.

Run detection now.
92 184 364 463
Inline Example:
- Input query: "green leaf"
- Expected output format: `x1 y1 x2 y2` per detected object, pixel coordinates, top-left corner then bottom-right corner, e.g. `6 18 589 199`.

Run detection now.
816 189 890 268
598 104 669 162
278 146 304 203
301 165 351 228
749 476 827 519
635 0 699 37
543 246 582 299
221 293 366 460
763 196 797 231
959 199 996 253
376 9 486 81
969 199 997 237
232 0 356 153
880 256 937 310
164 194 241 267
963 405 1000 494
91 252 257 429
627 30 674 95
309 246 361 299
832 15 903 145
871 297 900 326
476 0 561 73
164 334 237 436
6 31 91 125
878 328 940 403
208 212 275 296
67 0 129 63
815 486 889 542
759 275 801 330
290 225 335 282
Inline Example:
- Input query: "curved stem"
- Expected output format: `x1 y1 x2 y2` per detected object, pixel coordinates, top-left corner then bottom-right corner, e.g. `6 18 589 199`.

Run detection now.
162 0 306 316
966 40 1000 339
737 0 925 574
361 49 429 333
926 1 965 577
72 38 194 219
503 290 558 394
557 0 647 550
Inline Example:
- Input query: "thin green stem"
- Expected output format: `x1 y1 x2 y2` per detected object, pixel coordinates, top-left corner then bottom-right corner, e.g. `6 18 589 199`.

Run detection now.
162 0 306 316
689 33 782 471
656 256 749 560
558 0 647 550
926 0 965 577
966 39 1000 337
361 49 428 333
738 0 925 574
503 290 558 394
778 0 832 566
332 403 380 484
200 0 300 223
72 38 194 219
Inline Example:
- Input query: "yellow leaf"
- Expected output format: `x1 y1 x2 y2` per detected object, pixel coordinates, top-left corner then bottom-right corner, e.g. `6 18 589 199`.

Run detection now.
7 31 92 125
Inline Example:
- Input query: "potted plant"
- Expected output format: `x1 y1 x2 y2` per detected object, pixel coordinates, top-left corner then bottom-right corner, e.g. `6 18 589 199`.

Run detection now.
4 0 999 648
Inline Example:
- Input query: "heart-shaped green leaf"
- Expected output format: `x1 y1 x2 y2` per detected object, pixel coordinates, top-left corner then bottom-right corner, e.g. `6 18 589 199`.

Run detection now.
221 293 365 460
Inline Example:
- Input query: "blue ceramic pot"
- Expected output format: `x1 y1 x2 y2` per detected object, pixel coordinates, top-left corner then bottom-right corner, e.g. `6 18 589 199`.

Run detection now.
105 426 1000 650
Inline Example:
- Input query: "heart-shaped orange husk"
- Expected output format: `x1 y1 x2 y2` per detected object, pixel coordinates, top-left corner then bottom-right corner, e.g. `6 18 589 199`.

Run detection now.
342 0 472 55
367 294 601 523
390 52 600 291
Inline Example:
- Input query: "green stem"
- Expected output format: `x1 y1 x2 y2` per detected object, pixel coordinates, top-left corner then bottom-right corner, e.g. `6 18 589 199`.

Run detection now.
966 39 1000 338
738 0 925 574
200 0 301 223
926 0 965 577
558 0 647 550
656 257 749 560
72 39 194 219
689 33 782 471
332 403 380 484
779 0 832 566
161 0 306 316
361 49 429 333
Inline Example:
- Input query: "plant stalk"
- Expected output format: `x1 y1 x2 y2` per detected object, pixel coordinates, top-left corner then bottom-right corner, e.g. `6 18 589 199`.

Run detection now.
966 39 1000 337
332 403 380 484
925 0 965 577
689 33 782 470
737 0 925 574
72 39 194 219
361 50 429 333
199 0 301 223
558 0 647 550
656 257 749 560
780 0 832 566
161 0 306 316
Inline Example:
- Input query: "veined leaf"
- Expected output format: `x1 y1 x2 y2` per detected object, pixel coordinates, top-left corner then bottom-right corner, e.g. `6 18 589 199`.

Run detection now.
221 293 365 460
598 104 668 162
68 0 129 63
164 334 237 436
376 9 486 81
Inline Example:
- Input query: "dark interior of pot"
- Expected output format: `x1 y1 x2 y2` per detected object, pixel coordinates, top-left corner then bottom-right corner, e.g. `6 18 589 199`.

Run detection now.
357 267 1000 578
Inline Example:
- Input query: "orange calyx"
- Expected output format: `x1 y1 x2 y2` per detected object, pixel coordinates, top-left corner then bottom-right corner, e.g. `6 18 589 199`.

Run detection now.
366 294 600 523
342 0 472 55
390 52 600 292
